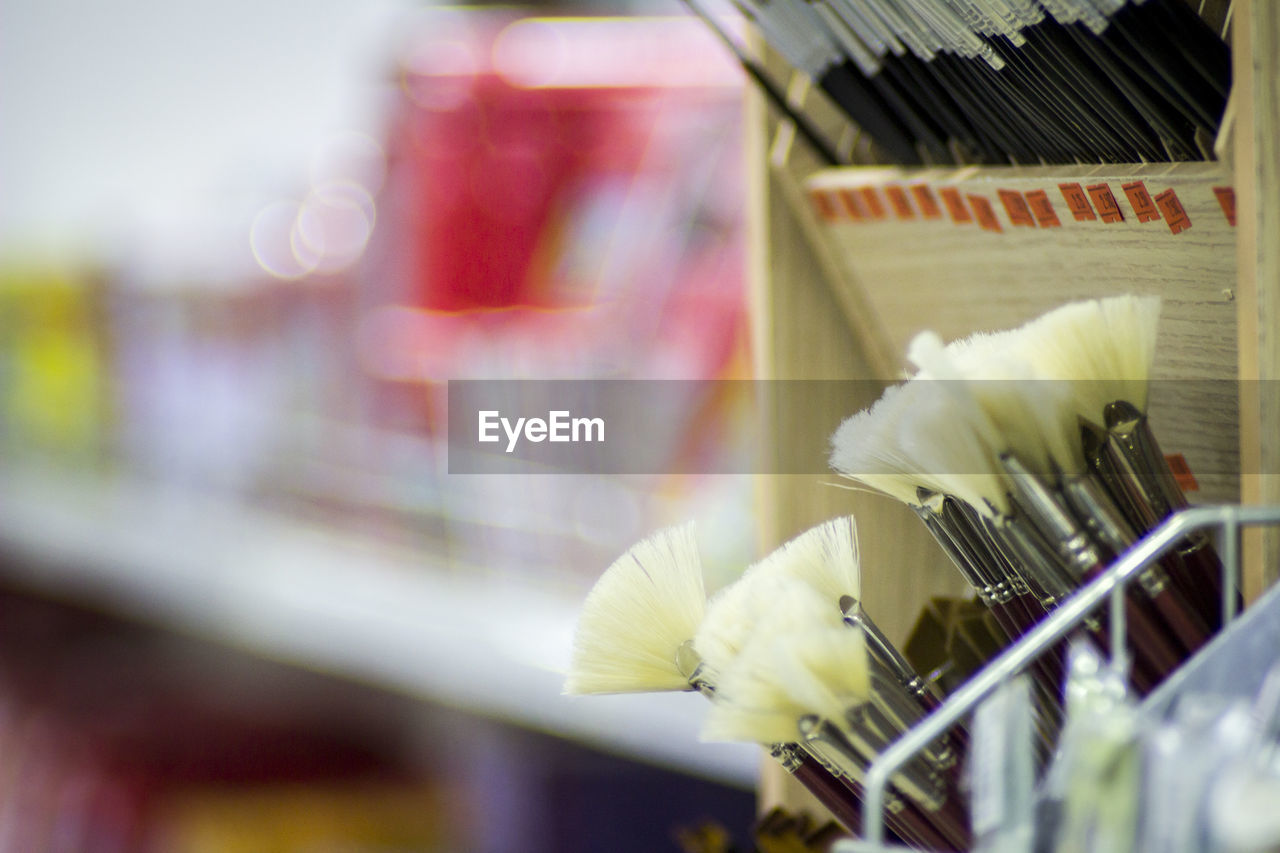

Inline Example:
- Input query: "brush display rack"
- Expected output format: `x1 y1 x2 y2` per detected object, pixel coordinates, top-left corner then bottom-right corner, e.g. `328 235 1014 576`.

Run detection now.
747 0 1280 828
829 502 1280 852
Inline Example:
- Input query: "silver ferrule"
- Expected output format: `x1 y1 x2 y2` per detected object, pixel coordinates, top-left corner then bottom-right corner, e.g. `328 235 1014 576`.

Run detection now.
1106 400 1191 514
866 669 955 771
912 502 994 601
675 640 715 697
940 496 1016 604
1062 472 1137 556
841 597 922 689
1062 473 1171 597
801 715 945 811
770 742 805 772
1000 452 1101 579
994 513 1077 606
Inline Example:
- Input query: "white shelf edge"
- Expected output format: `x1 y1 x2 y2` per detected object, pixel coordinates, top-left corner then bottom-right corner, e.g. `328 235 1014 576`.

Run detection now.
0 463 758 789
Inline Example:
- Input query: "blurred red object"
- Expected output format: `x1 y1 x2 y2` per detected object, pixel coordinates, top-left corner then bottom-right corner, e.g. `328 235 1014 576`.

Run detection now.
371 11 746 357
380 12 744 315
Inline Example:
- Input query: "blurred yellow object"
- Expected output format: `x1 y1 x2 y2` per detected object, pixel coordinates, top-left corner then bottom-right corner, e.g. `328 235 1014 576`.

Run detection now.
150 782 462 853
0 265 104 461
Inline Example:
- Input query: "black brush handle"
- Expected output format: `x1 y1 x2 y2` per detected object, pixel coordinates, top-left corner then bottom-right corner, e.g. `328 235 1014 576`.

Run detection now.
676 0 843 166
818 63 922 163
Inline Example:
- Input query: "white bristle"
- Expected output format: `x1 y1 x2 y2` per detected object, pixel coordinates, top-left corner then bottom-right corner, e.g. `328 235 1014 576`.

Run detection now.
1098 294 1161 411
694 569 771 678
700 632 812 744
1017 294 1162 418
773 627 872 726
829 383 934 505
564 523 705 695
938 327 1086 477
694 564 842 678
904 332 1012 514
751 517 860 605
701 626 870 744
1017 299 1117 423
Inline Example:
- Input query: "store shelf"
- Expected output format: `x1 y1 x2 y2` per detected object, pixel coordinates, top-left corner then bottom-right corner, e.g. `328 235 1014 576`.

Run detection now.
0 464 758 789
746 1 1280 823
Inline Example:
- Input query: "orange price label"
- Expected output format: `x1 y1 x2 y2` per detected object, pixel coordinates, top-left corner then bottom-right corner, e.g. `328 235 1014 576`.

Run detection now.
1154 188 1192 234
1024 189 1061 227
1164 453 1199 493
859 187 888 220
967 194 1003 232
940 187 972 223
1058 183 1096 221
1213 186 1236 226
911 184 942 219
838 189 867 221
1086 183 1124 223
810 189 839 222
885 186 915 220
998 189 1036 227
1122 181 1161 223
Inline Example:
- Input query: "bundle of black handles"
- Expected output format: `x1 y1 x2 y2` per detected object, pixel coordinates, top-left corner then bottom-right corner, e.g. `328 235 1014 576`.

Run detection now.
684 0 1230 167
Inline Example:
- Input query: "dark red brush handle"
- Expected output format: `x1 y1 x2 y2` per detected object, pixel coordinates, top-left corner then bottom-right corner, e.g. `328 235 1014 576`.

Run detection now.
1176 540 1231 631
911 690 972 761
925 790 973 851
1080 562 1185 685
987 600 1030 645
827 769 956 850
1144 577 1212 656
788 754 864 835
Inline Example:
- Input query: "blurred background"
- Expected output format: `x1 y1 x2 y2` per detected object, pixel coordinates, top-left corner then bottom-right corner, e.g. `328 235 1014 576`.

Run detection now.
0 1 767 850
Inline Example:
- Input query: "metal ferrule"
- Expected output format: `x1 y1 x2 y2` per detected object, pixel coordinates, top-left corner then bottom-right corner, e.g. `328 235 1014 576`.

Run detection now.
940 496 1016 604
1062 472 1136 554
770 742 805 773
1081 417 1142 520
993 513 1077 607
865 669 955 771
675 640 716 697
841 597 928 694
1062 473 1171 596
963 502 1037 598
1106 400 1192 514
843 712 947 810
912 503 994 602
798 712 870 778
800 715 944 811
1000 452 1102 580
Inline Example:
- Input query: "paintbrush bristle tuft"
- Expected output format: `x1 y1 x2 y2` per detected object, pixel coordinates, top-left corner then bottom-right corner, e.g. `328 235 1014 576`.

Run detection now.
1018 294 1162 418
564 523 705 695
701 625 870 744
904 332 1012 514
700 630 811 744
773 627 872 727
751 517 861 605
829 383 936 506
694 563 843 678
927 326 1085 477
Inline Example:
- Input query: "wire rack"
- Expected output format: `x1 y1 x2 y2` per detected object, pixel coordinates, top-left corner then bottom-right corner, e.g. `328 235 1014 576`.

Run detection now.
832 503 1280 853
